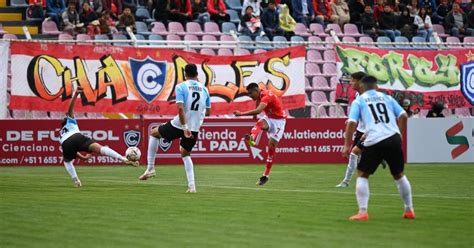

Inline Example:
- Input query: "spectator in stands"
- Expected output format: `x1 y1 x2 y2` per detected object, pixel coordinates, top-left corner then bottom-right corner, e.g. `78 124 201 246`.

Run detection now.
262 1 284 39
414 7 432 41
426 101 445 117
291 0 315 27
80 2 100 36
313 0 336 27
348 0 371 26
98 10 118 33
117 7 135 31
402 99 413 117
62 1 85 34
373 0 384 21
279 4 296 38
46 0 66 27
407 0 419 17
169 0 193 24
191 0 210 23
398 7 414 39
379 5 401 41
467 3 474 35
240 6 261 37
207 0 230 23
418 0 435 11
28 0 46 19
433 0 451 24
330 0 350 28
445 2 471 37
242 0 263 17
102 0 122 19
361 4 378 39
81 0 103 15
153 0 171 22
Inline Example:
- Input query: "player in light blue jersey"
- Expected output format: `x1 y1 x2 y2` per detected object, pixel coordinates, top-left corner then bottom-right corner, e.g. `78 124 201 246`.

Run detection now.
60 86 138 187
140 64 211 193
342 75 415 221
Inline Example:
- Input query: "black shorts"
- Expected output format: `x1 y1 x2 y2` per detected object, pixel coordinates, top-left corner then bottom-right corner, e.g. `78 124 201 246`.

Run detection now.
353 130 365 149
157 121 199 152
61 133 94 162
357 134 404 176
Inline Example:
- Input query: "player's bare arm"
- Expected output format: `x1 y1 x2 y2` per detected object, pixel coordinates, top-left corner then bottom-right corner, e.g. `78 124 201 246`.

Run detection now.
76 152 92 161
177 102 192 138
397 112 408 140
67 86 83 117
342 121 357 158
234 103 267 117
205 107 211 116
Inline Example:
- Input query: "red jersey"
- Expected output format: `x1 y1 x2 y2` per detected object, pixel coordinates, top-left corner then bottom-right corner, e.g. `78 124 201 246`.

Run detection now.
258 89 287 119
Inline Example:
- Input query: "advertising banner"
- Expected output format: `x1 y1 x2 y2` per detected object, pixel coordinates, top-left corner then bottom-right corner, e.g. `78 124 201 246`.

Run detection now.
0 41 8 119
335 45 474 109
9 42 306 115
0 120 144 166
407 118 474 163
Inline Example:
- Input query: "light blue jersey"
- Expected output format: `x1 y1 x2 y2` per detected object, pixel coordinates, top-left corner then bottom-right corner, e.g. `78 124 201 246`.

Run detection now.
348 90 405 147
171 80 211 132
59 116 80 144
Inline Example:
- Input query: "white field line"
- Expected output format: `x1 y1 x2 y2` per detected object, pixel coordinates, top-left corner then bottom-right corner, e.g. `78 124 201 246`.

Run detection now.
95 179 474 200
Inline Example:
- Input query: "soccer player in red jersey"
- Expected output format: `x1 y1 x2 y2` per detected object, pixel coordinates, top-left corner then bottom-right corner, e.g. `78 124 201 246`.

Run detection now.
234 83 287 186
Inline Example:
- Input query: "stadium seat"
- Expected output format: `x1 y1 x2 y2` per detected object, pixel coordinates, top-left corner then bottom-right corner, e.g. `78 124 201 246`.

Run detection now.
322 63 337 76
218 48 233 56
394 36 410 49
329 105 346 117
256 36 272 49
342 36 356 43
312 76 330 90
306 50 323 63
204 22 221 35
166 34 181 45
311 91 329 104
312 106 328 118
148 34 163 40
201 48 216 55
290 35 304 45
58 33 73 40
377 36 393 49
10 0 28 7
446 36 462 48
228 10 240 25
76 34 91 40
309 23 328 37
463 37 474 46
184 34 199 41
326 24 343 36
134 34 146 40
294 23 311 37
253 48 267 54
42 20 62 35
323 50 336 62
329 76 338 89
237 48 250 55
273 36 288 48
151 22 168 36
31 111 49 119
308 36 325 50
238 35 255 49
329 91 336 102
3 34 18 39
305 77 312 90
202 35 217 42
412 36 430 49
222 22 237 34
359 36 375 47
324 36 335 49
95 34 109 40
186 22 204 36
113 34 129 46
343 24 363 37
305 62 321 76
220 35 235 42
135 8 154 22
455 108 472 117
12 110 28 119
432 24 449 38
135 21 151 35
225 0 243 12
168 22 186 36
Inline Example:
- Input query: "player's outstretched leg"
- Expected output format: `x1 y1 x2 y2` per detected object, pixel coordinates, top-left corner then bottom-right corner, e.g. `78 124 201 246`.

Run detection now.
394 173 415 219
140 127 160 180
89 143 138 167
257 138 277 186
245 119 267 146
336 146 362 188
349 172 370 221
63 161 81 187
181 148 196 193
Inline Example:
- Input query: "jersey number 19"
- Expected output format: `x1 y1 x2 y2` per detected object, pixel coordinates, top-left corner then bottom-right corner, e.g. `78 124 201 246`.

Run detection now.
368 103 390 124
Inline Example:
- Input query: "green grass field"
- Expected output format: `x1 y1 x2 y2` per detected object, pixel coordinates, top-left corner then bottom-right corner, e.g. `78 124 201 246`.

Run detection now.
0 164 473 248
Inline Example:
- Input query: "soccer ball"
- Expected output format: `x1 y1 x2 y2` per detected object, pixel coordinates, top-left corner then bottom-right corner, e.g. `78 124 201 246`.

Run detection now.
125 147 141 161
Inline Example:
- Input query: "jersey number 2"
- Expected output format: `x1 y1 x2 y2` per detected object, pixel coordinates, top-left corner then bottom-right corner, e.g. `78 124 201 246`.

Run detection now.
368 103 390 124
191 92 200 111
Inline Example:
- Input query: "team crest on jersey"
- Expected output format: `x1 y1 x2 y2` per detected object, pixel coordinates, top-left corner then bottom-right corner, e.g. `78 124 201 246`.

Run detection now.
129 57 167 103
123 130 141 147
159 138 172 152
461 61 474 105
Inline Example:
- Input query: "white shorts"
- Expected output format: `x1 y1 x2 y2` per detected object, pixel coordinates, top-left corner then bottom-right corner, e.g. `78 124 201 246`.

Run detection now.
261 117 286 142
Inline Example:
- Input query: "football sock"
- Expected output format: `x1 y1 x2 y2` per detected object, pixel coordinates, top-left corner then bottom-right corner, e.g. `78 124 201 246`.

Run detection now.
250 121 264 140
100 146 125 161
263 146 276 177
343 153 358 183
356 177 369 214
64 161 78 179
396 175 413 211
182 156 195 188
147 136 159 171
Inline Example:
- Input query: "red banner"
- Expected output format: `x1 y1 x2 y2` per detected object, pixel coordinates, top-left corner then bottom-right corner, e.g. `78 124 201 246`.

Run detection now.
0 120 144 166
9 42 306 115
335 45 474 109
